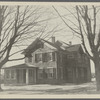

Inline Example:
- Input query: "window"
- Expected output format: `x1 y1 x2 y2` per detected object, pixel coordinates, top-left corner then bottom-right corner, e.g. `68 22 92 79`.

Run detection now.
35 53 42 63
35 52 56 63
47 52 52 61
42 52 56 62
67 53 74 59
47 68 54 79
38 68 54 79
5 70 10 79
11 69 15 79
42 53 48 62
38 69 43 79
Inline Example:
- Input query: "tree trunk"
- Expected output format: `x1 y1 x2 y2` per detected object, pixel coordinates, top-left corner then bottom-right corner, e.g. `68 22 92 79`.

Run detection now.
0 69 3 91
94 59 100 91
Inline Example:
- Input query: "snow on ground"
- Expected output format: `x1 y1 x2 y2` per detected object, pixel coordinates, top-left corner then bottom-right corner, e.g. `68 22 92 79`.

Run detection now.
0 82 97 95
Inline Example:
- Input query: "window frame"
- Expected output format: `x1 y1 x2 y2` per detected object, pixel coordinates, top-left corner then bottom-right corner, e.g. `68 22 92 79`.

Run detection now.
11 69 15 79
5 69 10 79
67 53 74 59
35 53 42 63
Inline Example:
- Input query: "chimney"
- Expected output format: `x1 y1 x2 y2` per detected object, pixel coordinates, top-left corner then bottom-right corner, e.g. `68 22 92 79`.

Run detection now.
52 37 55 44
69 41 72 45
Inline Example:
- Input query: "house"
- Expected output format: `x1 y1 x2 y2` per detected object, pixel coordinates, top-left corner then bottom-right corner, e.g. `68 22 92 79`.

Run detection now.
3 37 91 85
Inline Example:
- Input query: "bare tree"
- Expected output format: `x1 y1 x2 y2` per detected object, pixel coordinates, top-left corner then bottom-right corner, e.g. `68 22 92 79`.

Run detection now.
53 5 100 91
0 5 61 91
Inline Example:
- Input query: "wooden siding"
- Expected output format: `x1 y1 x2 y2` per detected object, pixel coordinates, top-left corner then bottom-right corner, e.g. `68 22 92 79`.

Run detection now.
25 43 57 69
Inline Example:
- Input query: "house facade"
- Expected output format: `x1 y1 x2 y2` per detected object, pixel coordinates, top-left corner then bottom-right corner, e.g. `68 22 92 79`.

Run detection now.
3 37 91 85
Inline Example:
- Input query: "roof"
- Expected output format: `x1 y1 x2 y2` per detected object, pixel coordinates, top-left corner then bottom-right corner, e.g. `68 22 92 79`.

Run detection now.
22 38 64 54
41 39 62 50
2 63 37 69
55 40 69 50
22 37 82 54
66 44 81 52
22 38 41 54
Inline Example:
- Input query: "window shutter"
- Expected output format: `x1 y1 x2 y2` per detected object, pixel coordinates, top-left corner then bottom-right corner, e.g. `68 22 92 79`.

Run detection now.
35 54 37 62
52 52 55 61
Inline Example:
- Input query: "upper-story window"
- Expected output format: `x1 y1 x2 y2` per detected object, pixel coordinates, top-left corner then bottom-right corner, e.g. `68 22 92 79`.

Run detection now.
42 53 48 62
35 53 42 63
35 52 56 63
67 53 74 59
42 52 56 62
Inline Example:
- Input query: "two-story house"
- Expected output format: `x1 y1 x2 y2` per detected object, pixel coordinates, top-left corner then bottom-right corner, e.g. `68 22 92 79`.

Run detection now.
3 37 91 85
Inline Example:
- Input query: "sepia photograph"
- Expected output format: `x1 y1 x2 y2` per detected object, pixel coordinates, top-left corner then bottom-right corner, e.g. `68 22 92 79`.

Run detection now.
0 2 100 98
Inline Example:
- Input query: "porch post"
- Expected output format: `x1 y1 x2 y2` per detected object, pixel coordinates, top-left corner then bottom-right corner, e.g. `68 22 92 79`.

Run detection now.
26 69 29 84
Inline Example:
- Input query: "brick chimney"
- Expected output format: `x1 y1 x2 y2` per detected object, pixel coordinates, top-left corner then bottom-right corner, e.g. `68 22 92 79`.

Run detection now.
52 37 55 44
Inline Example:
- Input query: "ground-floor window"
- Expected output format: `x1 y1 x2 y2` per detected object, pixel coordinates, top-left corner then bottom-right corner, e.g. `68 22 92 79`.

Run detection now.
38 69 43 79
38 68 56 79
11 69 15 79
5 69 16 79
46 68 53 79
5 69 10 79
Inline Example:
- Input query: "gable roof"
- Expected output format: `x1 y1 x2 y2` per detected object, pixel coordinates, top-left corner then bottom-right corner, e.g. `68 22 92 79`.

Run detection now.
22 38 41 54
22 37 83 54
22 38 64 54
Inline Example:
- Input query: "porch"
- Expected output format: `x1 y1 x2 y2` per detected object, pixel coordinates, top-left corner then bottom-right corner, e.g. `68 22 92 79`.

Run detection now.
3 64 37 85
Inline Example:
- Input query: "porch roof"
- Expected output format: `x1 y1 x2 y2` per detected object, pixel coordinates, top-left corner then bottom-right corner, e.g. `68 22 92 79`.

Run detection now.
2 64 37 69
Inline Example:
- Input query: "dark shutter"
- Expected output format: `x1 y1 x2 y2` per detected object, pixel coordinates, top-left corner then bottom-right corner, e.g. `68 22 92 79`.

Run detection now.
52 52 55 61
35 54 37 62
42 53 47 62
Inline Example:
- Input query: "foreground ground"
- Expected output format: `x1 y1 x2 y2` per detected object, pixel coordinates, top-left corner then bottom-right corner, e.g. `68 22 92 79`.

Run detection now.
0 81 99 95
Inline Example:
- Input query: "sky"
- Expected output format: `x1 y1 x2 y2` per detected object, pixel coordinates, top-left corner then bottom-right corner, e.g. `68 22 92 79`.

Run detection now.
3 4 99 73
